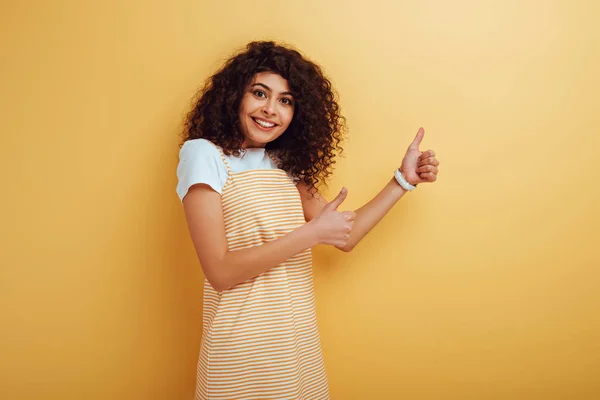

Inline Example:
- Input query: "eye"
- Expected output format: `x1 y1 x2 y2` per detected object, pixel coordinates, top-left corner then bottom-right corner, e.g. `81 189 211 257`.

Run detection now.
253 90 266 98
280 97 293 106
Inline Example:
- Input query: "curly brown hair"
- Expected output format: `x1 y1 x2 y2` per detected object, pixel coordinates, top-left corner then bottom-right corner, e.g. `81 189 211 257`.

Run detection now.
183 41 346 193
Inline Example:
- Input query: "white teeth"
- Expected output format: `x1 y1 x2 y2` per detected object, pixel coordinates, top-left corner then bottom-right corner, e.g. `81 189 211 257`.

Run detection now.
254 118 275 128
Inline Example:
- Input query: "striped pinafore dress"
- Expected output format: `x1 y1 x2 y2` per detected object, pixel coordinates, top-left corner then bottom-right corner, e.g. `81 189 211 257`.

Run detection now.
195 146 330 400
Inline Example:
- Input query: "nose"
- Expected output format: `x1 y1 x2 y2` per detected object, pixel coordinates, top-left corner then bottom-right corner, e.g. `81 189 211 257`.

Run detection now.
262 97 277 116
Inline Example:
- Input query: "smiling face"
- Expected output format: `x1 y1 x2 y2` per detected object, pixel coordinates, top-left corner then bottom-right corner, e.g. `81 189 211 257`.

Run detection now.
238 72 295 148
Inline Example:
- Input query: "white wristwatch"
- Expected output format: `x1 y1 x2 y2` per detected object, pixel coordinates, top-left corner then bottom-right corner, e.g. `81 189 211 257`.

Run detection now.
394 169 417 191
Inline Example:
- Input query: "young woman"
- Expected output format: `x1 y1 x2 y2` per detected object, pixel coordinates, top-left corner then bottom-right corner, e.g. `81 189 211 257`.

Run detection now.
177 41 439 400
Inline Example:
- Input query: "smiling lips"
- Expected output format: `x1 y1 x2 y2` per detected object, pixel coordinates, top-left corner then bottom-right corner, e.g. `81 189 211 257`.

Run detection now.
252 117 277 130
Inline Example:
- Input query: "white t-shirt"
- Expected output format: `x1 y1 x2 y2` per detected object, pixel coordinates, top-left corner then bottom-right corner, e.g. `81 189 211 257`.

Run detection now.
176 138 294 201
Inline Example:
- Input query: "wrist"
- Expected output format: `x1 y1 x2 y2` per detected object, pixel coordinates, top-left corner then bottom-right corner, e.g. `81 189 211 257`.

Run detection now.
394 169 417 191
388 177 407 195
399 167 418 186
302 220 322 247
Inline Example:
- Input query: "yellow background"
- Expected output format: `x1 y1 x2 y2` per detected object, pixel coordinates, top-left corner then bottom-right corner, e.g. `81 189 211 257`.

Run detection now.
1 0 599 399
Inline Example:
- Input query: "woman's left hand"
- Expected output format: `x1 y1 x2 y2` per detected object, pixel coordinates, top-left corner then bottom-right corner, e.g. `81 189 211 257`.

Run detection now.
400 127 440 185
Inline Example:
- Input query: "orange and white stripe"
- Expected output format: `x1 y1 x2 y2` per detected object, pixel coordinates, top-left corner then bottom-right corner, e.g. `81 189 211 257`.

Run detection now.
195 146 329 400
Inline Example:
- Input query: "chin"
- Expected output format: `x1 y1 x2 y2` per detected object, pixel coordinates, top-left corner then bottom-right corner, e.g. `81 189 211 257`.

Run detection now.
246 131 283 147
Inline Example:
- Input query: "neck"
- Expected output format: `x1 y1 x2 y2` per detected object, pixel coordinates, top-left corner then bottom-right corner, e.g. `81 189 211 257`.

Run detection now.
241 139 266 149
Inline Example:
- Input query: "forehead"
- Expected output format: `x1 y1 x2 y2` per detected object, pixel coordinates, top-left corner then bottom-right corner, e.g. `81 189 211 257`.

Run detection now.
249 72 291 93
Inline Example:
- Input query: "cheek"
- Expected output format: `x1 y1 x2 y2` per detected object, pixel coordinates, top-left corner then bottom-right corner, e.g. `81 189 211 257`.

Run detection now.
281 108 294 128
239 95 256 114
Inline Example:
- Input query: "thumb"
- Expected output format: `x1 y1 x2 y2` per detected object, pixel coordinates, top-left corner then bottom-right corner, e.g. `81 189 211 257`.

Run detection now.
408 127 425 151
325 187 348 211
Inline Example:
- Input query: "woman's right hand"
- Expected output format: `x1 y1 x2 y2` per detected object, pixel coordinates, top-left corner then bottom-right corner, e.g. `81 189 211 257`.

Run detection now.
309 187 355 247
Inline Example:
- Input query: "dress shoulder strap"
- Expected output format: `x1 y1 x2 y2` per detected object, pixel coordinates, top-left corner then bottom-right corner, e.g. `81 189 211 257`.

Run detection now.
204 140 233 176
265 149 281 168
216 147 233 176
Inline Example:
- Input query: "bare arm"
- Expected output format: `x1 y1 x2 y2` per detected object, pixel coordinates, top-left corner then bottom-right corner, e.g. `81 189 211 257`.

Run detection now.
183 183 353 292
339 178 407 251
297 180 407 252
297 128 440 252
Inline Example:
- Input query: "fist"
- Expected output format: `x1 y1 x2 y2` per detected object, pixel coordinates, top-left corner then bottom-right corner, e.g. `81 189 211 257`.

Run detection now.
311 187 356 247
400 127 440 185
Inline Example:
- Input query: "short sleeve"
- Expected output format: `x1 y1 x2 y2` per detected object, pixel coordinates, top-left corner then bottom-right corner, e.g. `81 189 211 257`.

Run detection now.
176 139 229 201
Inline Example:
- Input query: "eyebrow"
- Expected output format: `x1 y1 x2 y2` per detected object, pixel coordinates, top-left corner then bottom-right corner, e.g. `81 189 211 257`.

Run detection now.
251 83 293 97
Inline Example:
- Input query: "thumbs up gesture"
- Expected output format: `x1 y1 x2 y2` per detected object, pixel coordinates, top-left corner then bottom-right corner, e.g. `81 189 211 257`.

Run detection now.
310 187 356 247
400 127 440 185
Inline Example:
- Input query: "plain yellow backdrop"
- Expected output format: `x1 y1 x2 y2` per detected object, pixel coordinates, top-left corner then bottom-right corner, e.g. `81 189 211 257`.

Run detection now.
1 0 599 399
